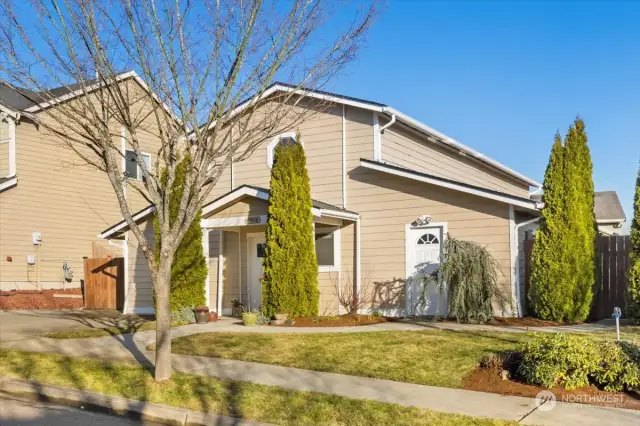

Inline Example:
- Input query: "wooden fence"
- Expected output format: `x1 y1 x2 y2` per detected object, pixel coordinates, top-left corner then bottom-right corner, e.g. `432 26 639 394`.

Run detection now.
83 257 125 310
524 235 631 320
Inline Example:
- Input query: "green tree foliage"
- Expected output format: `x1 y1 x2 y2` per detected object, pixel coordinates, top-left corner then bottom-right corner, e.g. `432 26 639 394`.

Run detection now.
262 136 319 318
563 118 596 322
153 156 207 311
529 119 597 323
628 163 640 319
529 134 572 321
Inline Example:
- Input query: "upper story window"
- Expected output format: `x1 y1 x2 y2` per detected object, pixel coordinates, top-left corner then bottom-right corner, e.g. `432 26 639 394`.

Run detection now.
125 149 151 180
267 132 300 168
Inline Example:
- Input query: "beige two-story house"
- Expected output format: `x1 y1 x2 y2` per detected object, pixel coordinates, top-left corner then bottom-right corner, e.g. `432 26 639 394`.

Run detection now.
101 83 543 317
0 73 167 302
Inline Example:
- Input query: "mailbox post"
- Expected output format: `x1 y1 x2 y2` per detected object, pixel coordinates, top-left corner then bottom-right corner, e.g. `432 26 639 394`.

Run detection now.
612 307 622 341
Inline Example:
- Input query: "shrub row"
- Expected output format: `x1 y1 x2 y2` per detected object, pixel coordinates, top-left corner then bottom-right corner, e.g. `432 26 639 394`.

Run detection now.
518 333 640 392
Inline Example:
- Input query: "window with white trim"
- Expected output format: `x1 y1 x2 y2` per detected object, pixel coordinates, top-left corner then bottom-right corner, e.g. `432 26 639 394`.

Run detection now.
315 225 340 271
267 132 299 168
125 149 151 180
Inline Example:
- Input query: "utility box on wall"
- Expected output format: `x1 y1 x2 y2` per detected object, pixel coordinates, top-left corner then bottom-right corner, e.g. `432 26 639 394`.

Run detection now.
27 255 36 265
32 232 42 245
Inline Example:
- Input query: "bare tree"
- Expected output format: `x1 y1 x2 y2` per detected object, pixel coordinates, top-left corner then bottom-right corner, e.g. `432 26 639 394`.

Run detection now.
0 0 376 380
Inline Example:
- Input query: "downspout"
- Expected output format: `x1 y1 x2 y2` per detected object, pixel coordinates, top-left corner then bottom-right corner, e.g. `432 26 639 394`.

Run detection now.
378 110 396 134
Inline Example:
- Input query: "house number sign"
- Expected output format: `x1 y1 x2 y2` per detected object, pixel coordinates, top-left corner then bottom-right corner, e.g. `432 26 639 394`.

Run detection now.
245 216 264 225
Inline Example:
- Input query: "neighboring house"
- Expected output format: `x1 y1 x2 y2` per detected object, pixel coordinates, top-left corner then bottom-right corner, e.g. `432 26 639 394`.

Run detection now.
0 73 166 299
594 191 626 235
101 83 544 317
516 190 627 308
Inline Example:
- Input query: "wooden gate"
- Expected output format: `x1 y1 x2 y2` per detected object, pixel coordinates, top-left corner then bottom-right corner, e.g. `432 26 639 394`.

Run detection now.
523 235 631 320
83 257 125 310
593 236 631 320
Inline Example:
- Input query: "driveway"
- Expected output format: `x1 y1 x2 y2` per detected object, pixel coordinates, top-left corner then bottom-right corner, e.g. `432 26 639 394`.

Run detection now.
0 310 140 342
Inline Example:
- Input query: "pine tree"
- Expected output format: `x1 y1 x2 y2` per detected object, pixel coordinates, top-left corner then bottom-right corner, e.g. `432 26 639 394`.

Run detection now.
262 135 319 318
529 133 572 321
562 118 596 322
628 163 640 317
153 156 207 311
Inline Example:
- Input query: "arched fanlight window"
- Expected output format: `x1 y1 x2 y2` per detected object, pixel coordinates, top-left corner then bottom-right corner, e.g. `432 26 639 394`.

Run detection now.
417 233 439 245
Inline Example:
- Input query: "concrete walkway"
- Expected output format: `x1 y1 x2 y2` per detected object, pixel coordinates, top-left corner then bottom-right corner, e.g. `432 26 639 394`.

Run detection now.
1 319 638 425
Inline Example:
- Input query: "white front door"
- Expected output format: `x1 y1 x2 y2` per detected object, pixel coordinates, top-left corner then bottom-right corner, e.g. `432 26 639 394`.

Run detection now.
406 226 447 316
247 234 266 310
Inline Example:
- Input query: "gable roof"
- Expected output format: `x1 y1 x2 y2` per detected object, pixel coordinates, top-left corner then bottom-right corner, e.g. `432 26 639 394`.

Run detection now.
594 191 626 223
231 82 541 188
0 71 179 122
99 184 358 239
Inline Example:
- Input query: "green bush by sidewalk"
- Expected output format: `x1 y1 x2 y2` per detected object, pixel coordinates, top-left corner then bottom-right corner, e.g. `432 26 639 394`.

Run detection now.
518 333 640 391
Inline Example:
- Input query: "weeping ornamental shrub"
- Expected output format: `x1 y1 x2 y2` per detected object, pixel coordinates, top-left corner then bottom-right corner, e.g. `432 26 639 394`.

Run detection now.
262 135 319 318
438 236 506 323
153 156 207 312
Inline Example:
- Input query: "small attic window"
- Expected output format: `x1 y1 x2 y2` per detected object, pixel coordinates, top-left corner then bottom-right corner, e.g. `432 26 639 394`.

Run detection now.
267 132 300 168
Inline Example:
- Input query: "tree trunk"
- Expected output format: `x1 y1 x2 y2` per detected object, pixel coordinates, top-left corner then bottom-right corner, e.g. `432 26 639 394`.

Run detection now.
154 262 173 381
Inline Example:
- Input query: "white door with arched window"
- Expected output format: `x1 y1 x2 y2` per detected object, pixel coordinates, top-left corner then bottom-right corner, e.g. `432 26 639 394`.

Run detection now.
405 224 448 316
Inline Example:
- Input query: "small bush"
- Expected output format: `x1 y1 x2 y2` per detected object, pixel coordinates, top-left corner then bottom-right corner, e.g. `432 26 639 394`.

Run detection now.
592 341 640 392
519 333 600 390
171 306 196 324
519 334 640 392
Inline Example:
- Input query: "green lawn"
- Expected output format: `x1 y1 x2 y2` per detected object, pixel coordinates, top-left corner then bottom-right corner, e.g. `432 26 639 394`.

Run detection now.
0 349 516 426
43 320 187 339
164 327 640 389
165 329 530 388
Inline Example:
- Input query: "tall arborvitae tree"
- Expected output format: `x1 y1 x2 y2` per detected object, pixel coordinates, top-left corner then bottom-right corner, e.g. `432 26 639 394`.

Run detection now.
628 163 640 319
154 156 207 312
563 118 596 322
262 136 319 317
529 133 572 321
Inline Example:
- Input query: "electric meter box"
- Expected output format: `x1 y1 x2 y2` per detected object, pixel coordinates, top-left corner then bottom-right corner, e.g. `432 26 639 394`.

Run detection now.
32 232 42 245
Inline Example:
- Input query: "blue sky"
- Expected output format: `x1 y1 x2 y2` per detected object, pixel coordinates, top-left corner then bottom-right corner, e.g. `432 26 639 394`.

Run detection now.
327 0 639 231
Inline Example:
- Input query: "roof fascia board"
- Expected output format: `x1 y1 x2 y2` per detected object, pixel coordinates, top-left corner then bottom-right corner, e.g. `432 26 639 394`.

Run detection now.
360 159 540 211
98 205 156 239
0 104 20 120
201 186 269 217
319 209 359 221
382 107 542 188
596 219 626 224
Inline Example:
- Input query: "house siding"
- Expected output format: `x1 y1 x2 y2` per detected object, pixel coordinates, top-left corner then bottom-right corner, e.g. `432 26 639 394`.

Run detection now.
0 81 168 292
381 122 530 198
126 219 154 311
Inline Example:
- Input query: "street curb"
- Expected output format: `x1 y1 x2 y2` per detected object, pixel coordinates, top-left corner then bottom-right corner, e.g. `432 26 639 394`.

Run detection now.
0 377 273 426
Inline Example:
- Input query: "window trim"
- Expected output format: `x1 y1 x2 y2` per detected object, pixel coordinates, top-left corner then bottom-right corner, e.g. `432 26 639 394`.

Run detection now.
266 132 302 168
315 226 341 273
125 149 152 180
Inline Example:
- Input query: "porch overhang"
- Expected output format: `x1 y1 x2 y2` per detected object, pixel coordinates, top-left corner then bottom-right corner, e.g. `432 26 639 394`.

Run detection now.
98 184 359 239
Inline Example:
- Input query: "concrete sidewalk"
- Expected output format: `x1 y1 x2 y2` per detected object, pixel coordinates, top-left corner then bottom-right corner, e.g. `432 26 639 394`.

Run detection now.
1 329 638 425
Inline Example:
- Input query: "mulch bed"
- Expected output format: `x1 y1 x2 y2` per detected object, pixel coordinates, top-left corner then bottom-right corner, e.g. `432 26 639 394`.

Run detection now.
0 288 84 310
463 367 640 410
486 317 571 327
277 314 392 327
